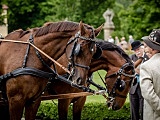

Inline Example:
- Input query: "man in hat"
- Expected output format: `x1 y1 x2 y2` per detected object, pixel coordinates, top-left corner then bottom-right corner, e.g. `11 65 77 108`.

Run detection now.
140 29 160 120
129 40 149 120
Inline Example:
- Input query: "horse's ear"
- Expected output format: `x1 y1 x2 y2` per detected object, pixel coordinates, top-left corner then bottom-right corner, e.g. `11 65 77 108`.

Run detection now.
79 21 86 35
94 24 103 37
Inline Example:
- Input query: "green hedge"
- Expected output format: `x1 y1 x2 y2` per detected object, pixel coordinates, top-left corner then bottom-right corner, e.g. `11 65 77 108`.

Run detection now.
36 102 131 120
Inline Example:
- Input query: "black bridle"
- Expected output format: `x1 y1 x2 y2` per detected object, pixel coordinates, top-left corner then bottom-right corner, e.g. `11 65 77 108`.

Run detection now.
87 62 135 107
66 31 96 79
104 62 135 106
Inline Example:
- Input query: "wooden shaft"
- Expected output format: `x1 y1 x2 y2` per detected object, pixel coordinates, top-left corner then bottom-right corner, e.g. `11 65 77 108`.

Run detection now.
41 92 93 100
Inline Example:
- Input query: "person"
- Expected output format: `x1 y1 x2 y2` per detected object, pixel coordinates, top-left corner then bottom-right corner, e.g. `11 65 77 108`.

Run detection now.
119 36 128 51
115 36 120 45
143 42 152 58
128 35 134 50
129 40 149 120
129 35 134 44
140 29 160 120
107 36 114 43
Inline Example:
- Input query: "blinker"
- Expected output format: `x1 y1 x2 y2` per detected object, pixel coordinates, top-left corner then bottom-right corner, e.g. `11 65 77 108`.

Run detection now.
117 80 126 92
73 44 81 56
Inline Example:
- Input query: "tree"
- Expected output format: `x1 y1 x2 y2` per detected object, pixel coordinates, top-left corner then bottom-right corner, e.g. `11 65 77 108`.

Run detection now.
1 0 115 38
112 0 160 40
0 4 5 25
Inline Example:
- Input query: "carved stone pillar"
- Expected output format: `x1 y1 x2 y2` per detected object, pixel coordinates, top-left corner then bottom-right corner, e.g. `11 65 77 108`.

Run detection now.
103 9 115 41
0 4 8 37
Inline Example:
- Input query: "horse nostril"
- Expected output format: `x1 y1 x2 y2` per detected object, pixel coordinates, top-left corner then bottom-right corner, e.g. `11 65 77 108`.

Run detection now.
112 105 120 110
77 77 82 85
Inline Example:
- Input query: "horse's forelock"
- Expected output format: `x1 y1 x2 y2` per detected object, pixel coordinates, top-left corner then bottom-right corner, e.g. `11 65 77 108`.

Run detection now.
35 21 79 37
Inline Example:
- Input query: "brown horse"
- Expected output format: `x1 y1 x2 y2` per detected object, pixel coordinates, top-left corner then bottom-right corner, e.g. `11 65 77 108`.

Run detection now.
45 40 135 120
0 21 102 120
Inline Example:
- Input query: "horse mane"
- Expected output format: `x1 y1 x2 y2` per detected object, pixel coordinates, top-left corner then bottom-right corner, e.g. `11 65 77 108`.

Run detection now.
8 21 94 38
95 39 132 64
6 28 38 38
34 21 80 37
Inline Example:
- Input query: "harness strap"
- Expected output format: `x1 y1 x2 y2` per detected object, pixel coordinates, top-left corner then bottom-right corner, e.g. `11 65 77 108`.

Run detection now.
75 63 90 70
0 38 71 74
57 75 95 93
87 78 106 91
0 67 56 82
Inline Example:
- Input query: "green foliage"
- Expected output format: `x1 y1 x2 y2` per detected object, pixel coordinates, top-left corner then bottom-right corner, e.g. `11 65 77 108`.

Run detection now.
1 0 160 40
112 0 160 40
37 102 59 119
0 4 4 25
1 0 115 39
36 102 131 120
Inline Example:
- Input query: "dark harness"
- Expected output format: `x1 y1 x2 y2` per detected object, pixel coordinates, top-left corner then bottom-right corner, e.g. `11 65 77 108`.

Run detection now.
0 34 97 102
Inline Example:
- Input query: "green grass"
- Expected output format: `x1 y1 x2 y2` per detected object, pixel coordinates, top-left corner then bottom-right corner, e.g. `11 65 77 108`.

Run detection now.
86 70 107 103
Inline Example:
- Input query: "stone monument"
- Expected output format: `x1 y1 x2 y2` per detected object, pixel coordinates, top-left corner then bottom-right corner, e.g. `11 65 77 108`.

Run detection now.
0 4 8 37
103 9 115 41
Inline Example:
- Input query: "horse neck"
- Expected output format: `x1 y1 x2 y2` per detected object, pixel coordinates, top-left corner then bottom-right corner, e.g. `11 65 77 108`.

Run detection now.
34 32 75 61
89 50 126 76
55 54 68 75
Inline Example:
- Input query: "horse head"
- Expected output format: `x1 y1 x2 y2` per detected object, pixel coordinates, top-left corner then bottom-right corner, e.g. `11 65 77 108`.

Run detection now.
65 21 102 85
105 62 135 110
89 40 135 110
101 43 135 110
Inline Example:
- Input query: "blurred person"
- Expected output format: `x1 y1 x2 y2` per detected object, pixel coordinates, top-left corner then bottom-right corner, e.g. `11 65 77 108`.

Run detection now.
140 29 160 120
143 42 152 58
119 36 129 51
129 35 134 44
128 35 135 50
115 36 120 45
129 40 149 120
107 35 114 43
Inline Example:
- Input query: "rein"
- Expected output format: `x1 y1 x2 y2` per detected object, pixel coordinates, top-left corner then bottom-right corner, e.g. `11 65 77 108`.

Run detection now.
0 38 71 74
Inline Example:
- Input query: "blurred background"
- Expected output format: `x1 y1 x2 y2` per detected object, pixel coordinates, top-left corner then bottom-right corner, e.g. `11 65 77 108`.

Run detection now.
0 0 160 41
